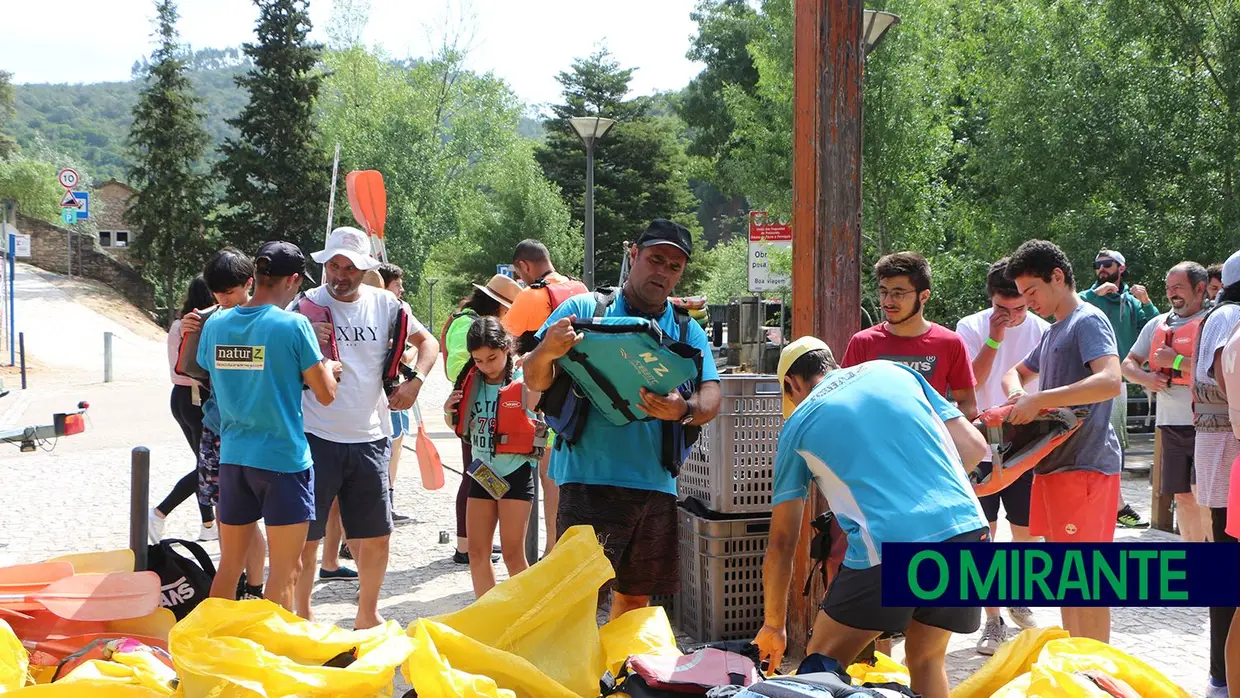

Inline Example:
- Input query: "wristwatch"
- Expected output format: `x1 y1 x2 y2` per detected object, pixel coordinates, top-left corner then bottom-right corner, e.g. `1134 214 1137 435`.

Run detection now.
680 401 695 425
399 364 422 383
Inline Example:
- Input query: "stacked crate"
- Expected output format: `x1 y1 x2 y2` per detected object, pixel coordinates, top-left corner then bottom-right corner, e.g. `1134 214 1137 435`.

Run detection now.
675 374 783 641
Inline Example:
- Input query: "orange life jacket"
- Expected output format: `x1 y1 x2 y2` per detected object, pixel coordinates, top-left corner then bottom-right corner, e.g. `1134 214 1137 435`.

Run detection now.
450 367 546 457
1149 315 1204 385
534 275 588 309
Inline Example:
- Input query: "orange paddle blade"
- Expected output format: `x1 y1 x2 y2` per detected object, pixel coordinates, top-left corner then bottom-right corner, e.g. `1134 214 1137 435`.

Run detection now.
3 609 106 641
48 549 134 574
0 561 74 593
346 170 387 239
0 571 160 622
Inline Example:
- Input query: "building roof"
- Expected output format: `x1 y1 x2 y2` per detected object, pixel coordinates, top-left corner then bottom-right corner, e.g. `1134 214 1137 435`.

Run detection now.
93 178 137 194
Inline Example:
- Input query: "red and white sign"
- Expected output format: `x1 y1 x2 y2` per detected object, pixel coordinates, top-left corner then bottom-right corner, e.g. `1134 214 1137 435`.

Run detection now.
748 211 792 292
57 168 80 189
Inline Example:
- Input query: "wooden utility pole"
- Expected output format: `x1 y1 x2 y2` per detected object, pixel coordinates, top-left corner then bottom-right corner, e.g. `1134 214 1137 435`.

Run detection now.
788 0 865 658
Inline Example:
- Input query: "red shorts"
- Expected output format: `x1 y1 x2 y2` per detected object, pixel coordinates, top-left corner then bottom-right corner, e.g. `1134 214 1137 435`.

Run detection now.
1028 470 1120 542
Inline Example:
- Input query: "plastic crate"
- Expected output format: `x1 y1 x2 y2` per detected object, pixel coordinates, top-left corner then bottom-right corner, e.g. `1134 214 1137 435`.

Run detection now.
676 507 770 642
679 375 783 514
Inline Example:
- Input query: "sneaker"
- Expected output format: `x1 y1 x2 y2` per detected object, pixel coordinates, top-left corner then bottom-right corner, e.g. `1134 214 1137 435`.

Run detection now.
198 524 219 542
1117 504 1149 528
320 566 359 580
976 616 1006 655
1007 606 1037 629
452 550 500 564
147 509 165 545
1206 679 1228 698
392 512 414 525
240 584 263 600
340 543 353 561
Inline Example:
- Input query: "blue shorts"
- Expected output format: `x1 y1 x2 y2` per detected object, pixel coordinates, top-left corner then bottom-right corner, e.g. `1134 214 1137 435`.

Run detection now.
390 409 412 438
217 463 315 527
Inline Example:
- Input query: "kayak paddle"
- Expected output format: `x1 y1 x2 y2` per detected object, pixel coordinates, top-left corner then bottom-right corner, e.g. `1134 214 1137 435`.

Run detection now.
0 561 74 593
0 571 160 621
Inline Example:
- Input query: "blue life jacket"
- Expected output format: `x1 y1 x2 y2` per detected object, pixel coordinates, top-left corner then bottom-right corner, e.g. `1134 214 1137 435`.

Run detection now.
538 289 703 476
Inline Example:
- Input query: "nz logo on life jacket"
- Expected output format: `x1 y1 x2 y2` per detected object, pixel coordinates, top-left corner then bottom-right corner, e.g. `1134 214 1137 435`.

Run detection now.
215 345 265 371
619 348 672 383
878 354 938 381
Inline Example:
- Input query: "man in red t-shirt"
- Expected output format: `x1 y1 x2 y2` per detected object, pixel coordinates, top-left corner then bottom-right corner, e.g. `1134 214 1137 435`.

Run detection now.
842 252 978 419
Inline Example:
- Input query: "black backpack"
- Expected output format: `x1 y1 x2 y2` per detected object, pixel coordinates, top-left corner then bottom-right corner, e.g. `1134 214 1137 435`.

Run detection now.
146 538 215 620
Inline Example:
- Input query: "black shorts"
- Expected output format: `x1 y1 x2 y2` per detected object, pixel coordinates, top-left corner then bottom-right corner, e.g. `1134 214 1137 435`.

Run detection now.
822 528 988 636
975 461 1034 527
1157 425 1197 495
305 433 393 541
217 464 314 527
468 463 536 502
557 483 679 598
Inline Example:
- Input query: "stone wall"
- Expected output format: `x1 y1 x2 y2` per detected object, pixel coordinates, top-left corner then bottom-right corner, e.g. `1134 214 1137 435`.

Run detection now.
16 213 154 311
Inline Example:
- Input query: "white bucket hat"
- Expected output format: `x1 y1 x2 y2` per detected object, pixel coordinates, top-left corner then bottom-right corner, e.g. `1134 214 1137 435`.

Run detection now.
311 227 380 271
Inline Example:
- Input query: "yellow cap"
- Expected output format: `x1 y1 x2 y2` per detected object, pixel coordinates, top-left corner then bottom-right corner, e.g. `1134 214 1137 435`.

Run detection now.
777 336 835 419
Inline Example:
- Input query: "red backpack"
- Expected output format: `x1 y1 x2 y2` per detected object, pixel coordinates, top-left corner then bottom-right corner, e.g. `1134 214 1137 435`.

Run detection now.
531 275 588 309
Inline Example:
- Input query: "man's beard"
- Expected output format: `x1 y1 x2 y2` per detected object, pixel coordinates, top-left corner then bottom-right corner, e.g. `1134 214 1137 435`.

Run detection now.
1097 270 1120 285
888 297 923 325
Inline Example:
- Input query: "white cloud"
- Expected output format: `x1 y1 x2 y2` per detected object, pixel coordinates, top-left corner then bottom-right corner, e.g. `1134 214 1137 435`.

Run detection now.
0 0 704 105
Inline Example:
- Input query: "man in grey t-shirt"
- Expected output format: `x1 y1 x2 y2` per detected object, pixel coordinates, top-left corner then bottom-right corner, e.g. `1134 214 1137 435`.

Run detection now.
1000 240 1124 644
1122 262 1210 542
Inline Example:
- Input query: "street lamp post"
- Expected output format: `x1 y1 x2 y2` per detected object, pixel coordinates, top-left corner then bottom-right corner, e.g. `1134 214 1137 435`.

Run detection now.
862 9 900 58
426 277 439 333
568 116 616 291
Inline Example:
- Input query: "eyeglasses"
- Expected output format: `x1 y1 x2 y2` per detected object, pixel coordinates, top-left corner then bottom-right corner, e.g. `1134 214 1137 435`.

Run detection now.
1094 260 1116 269
878 288 916 302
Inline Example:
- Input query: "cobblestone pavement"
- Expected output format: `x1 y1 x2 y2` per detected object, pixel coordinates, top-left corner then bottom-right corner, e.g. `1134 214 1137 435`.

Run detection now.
0 331 1211 696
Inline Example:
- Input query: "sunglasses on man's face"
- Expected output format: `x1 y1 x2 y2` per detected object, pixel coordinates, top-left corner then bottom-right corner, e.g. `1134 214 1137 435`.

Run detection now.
1094 260 1116 269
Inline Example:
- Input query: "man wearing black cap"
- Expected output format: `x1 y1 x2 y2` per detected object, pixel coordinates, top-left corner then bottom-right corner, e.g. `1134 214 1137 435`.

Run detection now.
523 219 723 620
196 241 341 611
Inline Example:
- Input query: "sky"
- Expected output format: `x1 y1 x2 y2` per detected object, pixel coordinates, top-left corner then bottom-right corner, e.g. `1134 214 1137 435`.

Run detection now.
0 0 706 110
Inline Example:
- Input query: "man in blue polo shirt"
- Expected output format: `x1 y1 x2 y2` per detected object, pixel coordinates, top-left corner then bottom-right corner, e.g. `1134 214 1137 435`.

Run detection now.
754 337 988 698
524 219 722 620
197 242 340 611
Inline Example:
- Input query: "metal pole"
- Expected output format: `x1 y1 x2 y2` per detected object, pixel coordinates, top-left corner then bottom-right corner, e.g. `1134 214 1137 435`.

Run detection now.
104 332 113 383
428 279 438 333
130 447 150 571
326 143 341 239
7 231 13 367
18 333 25 389
525 469 540 565
584 140 595 291
66 228 71 279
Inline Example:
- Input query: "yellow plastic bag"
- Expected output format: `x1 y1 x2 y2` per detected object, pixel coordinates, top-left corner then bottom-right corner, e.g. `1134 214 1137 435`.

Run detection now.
0 620 26 693
6 686 168 697
404 525 616 698
951 626 1070 698
170 598 415 698
1035 638 1190 698
52 652 176 696
598 606 680 677
847 651 909 686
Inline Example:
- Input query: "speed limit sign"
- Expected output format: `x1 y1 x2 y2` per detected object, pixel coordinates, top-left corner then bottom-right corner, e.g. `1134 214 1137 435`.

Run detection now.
57 168 80 189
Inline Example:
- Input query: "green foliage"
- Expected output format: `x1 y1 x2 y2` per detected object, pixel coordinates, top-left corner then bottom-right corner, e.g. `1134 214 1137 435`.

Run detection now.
679 0 761 168
0 156 61 222
700 235 749 302
126 0 213 324
688 0 1240 322
215 0 329 258
10 50 249 181
536 48 711 292
0 71 16 159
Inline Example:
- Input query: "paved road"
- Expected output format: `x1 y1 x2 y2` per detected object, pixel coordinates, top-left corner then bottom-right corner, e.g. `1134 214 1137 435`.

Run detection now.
0 268 1209 696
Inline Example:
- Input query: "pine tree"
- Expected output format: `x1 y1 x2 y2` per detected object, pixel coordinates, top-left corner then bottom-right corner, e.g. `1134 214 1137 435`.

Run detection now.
125 0 211 324
536 49 709 291
216 0 329 258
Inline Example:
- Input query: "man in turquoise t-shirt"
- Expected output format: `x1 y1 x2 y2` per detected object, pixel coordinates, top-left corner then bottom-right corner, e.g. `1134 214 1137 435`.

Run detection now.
525 219 722 621
198 242 339 611
755 338 988 698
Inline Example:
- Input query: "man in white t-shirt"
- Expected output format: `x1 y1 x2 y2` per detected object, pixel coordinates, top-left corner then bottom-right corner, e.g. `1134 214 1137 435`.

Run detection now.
1122 262 1210 543
291 227 438 629
955 258 1049 654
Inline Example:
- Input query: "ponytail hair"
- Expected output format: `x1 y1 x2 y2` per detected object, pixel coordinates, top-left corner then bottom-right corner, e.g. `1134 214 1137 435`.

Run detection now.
452 315 516 390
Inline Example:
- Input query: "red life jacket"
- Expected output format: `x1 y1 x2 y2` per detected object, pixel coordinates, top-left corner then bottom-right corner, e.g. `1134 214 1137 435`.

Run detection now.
450 367 546 457
1149 315 1204 386
532 274 588 309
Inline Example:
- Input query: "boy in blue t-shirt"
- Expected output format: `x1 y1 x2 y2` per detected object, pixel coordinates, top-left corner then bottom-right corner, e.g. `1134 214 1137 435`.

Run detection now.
755 337 989 698
197 242 339 611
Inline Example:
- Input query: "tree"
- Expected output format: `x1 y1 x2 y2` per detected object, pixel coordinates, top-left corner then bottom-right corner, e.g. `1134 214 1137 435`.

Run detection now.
0 70 16 159
537 48 710 291
0 156 61 222
125 0 212 324
678 0 761 170
215 0 329 258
